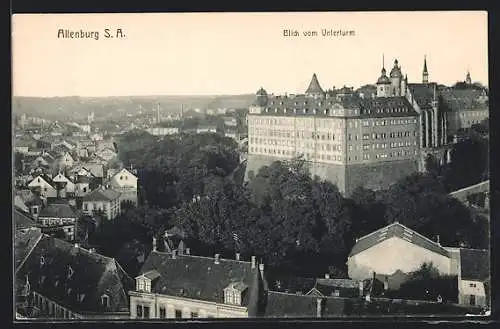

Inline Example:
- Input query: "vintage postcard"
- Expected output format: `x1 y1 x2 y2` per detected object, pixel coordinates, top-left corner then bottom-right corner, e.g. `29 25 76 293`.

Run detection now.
12 11 490 321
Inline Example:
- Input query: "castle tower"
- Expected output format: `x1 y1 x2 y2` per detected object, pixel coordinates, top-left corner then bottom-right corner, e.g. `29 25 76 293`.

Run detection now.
422 55 429 84
401 74 408 97
255 87 269 107
376 55 391 98
466 69 472 85
389 59 403 96
305 73 325 98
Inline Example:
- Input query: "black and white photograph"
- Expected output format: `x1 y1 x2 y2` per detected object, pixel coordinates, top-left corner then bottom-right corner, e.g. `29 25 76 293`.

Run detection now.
12 11 490 320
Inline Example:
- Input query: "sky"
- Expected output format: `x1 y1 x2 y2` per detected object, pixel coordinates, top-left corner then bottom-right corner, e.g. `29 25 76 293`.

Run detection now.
12 11 488 97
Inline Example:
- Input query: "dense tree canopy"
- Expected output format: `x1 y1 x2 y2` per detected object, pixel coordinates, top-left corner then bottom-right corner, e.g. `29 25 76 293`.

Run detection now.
109 130 488 279
117 131 240 208
388 262 458 303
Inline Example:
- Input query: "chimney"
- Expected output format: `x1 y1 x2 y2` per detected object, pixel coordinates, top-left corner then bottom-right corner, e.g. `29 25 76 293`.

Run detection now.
186 247 190 255
325 273 330 279
384 276 389 291
316 298 322 317
214 254 220 264
251 256 256 269
89 248 96 253
235 252 240 261
436 235 441 246
172 250 177 259
152 237 157 252
74 243 80 248
358 281 364 297
259 263 264 277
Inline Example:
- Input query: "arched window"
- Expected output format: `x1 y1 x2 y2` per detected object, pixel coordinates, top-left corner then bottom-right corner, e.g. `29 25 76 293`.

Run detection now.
101 294 110 308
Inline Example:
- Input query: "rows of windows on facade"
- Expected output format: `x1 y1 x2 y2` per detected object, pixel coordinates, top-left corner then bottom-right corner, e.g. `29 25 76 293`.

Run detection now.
248 56 446 159
244 55 487 193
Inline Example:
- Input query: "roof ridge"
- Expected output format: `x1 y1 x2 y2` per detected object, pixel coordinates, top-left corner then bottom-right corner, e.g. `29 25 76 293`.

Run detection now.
152 250 253 264
16 232 44 275
354 221 399 242
400 223 448 253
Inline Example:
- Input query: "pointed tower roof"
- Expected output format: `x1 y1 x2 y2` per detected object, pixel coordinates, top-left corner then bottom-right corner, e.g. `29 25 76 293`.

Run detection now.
305 73 324 94
423 55 428 73
390 59 403 78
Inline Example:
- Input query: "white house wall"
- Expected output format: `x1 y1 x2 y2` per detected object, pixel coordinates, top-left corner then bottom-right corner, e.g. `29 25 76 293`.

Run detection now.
129 292 248 319
347 236 451 280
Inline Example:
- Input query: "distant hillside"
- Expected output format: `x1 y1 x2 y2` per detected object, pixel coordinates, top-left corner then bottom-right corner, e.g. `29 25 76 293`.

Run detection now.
206 94 255 109
12 94 255 118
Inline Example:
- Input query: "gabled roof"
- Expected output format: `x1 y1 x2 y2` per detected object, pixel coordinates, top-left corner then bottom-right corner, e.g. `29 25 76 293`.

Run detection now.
38 202 77 219
138 251 258 305
82 188 121 202
28 174 54 188
305 73 324 95
71 163 104 178
349 222 450 258
459 249 490 281
16 235 133 314
111 168 137 180
52 173 71 183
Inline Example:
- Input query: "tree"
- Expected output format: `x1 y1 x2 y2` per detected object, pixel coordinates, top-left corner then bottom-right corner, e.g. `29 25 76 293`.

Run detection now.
383 172 481 248
14 152 25 174
348 186 387 243
442 138 488 191
424 153 441 179
394 262 458 303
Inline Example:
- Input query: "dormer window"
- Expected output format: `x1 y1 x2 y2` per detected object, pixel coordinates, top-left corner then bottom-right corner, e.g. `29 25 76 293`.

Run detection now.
40 256 45 266
136 270 160 293
101 294 110 308
224 282 248 306
68 265 74 279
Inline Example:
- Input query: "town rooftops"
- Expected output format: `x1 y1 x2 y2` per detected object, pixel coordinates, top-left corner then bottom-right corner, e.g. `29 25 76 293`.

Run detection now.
16 234 133 314
459 248 490 281
349 222 449 258
82 188 121 202
137 250 259 305
72 163 104 178
38 202 77 219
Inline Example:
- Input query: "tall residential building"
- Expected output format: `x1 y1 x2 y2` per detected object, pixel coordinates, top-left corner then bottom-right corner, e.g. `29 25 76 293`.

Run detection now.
245 58 428 195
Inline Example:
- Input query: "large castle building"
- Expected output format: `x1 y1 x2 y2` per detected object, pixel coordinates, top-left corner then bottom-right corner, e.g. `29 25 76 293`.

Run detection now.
245 57 452 195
